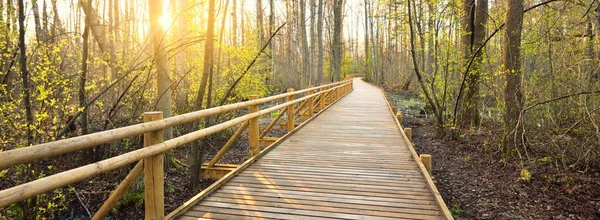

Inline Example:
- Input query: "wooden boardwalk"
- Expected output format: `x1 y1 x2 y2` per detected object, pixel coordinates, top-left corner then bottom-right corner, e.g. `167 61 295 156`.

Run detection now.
170 79 451 219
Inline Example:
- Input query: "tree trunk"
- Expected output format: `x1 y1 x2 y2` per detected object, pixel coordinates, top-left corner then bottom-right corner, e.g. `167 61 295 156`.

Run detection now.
18 0 33 145
316 0 324 84
332 0 344 82
364 0 371 82
80 0 92 135
300 0 309 87
32 0 44 42
190 0 216 190
269 0 275 80
79 0 109 53
232 0 237 45
256 0 263 46
502 0 525 154
176 0 189 106
148 0 173 139
459 0 487 130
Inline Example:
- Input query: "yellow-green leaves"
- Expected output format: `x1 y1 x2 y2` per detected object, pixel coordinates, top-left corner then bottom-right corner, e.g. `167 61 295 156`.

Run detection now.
520 168 531 182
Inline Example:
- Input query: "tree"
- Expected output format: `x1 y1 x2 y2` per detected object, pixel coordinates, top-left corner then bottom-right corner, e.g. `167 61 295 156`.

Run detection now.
79 0 92 135
316 0 324 84
256 0 264 45
190 0 216 189
300 0 310 87
148 0 173 140
458 0 488 130
332 0 344 82
502 0 525 154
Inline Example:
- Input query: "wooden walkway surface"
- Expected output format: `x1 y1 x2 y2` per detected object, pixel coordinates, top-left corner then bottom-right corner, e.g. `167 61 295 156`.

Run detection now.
171 78 451 219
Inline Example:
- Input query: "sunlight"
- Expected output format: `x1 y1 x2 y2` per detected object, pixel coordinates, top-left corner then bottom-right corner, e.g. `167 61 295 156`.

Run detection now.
159 12 172 30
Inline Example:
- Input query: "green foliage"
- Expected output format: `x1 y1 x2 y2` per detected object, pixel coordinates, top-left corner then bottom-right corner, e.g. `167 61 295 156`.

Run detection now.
115 190 145 210
449 204 464 218
520 168 532 182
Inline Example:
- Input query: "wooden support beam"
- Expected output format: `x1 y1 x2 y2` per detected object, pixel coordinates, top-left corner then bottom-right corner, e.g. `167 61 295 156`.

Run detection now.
143 112 164 220
200 164 238 179
92 161 143 220
286 88 295 132
404 128 412 142
259 137 280 147
420 154 432 175
248 95 260 157
207 122 248 167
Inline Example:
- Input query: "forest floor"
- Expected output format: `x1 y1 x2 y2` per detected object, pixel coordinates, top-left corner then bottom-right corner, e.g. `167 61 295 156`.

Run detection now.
384 87 600 219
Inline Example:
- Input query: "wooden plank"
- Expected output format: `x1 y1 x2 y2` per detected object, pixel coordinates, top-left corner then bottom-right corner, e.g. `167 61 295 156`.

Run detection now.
189 206 332 220
234 173 427 188
211 191 439 211
228 178 430 194
203 196 442 217
219 185 436 204
195 201 441 220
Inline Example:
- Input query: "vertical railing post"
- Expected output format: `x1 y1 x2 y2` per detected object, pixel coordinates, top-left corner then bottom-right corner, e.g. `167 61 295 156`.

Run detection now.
319 85 326 111
248 95 260 157
143 112 164 220
286 88 295 132
404 128 412 142
308 86 314 117
325 85 330 106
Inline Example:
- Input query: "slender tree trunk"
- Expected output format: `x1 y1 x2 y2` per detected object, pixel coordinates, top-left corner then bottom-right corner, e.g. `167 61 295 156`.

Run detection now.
79 0 109 53
32 0 44 41
256 0 263 45
18 0 33 145
177 0 189 106
300 0 310 87
269 0 275 80
332 0 344 82
309 0 316 85
190 0 215 190
364 0 371 82
316 0 324 84
503 0 525 154
232 0 237 45
17 1 36 216
80 0 92 135
148 0 173 140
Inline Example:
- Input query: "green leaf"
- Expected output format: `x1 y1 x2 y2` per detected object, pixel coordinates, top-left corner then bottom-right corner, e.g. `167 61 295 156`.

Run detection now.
0 169 7 178
520 168 531 182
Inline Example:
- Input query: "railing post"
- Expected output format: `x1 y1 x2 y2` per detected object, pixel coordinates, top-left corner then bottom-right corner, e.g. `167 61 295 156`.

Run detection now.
248 95 260 157
143 112 164 220
404 128 412 142
319 85 326 111
286 88 295 132
420 154 432 175
325 85 330 106
307 86 314 117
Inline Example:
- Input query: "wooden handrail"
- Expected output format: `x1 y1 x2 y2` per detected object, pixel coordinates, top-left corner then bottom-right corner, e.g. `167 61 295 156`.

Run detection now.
0 80 350 170
0 81 353 208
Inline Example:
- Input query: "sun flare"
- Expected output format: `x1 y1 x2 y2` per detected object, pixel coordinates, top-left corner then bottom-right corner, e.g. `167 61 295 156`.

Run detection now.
159 13 172 29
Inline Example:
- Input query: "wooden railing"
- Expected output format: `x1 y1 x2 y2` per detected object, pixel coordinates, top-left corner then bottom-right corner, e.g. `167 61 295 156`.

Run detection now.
0 79 353 219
